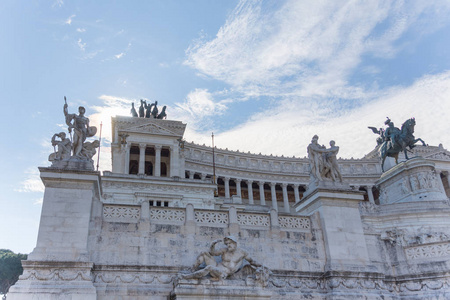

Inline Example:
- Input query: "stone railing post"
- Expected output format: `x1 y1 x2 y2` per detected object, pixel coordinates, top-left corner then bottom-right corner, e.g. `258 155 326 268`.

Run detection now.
229 206 239 235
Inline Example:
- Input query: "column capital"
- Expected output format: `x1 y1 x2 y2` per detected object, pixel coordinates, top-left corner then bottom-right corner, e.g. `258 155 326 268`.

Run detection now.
139 143 147 149
154 144 162 150
258 181 265 185
224 177 230 181
235 178 242 183
246 179 253 184
270 182 277 187
282 183 288 188
293 184 300 188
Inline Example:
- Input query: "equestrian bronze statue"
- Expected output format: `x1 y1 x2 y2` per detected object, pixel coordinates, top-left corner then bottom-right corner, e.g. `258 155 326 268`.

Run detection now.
369 117 426 172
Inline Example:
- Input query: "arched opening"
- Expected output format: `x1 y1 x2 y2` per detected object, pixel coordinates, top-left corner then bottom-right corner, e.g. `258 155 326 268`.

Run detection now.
129 160 138 175
161 162 167 177
217 177 225 197
145 161 153 176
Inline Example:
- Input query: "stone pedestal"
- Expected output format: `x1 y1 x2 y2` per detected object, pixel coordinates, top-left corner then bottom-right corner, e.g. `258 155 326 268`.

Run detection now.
376 157 447 204
171 279 272 300
294 182 369 271
8 168 100 299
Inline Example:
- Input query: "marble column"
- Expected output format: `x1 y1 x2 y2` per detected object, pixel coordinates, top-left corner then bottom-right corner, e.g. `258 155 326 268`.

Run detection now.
259 181 266 206
437 171 447 194
189 171 194 180
236 179 242 198
366 185 375 204
169 146 175 177
201 173 207 180
225 177 230 199
282 183 289 213
124 143 131 174
270 183 278 210
154 145 162 177
247 180 254 205
138 143 146 175
293 184 300 203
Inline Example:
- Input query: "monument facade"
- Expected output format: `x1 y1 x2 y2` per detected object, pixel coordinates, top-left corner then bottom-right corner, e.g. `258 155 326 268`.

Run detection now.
8 107 450 299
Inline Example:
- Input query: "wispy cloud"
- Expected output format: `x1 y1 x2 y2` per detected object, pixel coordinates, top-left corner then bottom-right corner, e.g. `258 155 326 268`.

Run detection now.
52 0 64 8
77 38 86 51
115 52 125 59
185 0 450 100
200 71 450 158
76 28 86 33
15 168 44 193
65 14 76 25
173 89 228 131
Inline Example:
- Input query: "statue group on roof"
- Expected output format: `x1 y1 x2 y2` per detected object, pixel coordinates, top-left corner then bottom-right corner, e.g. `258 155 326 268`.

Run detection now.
48 97 100 168
307 135 343 183
131 99 167 119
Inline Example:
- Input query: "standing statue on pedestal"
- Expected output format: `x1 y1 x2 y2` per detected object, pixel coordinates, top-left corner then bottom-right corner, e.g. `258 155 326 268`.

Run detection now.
64 100 97 157
177 236 269 285
49 96 100 171
321 140 343 182
307 135 343 182
369 117 427 172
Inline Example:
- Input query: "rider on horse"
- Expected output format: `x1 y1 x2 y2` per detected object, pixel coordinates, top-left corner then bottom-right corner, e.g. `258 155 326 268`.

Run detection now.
384 117 401 148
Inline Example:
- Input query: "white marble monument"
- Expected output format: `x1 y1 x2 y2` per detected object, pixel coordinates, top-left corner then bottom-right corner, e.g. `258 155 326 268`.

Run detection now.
8 110 450 299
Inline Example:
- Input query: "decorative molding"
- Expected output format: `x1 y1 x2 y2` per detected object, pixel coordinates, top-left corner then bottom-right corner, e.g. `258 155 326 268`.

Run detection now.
237 213 270 227
20 268 92 282
278 216 310 230
150 208 185 224
195 210 228 225
405 242 450 260
103 205 140 222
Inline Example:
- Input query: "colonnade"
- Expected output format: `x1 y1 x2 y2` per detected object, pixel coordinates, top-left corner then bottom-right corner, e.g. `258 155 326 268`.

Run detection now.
124 143 172 177
185 171 377 212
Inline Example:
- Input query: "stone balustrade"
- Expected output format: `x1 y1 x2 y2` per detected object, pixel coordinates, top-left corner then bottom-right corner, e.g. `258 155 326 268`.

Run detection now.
102 204 311 232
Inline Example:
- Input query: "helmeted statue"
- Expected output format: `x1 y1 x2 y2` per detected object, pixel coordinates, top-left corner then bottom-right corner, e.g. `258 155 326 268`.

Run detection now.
64 100 97 157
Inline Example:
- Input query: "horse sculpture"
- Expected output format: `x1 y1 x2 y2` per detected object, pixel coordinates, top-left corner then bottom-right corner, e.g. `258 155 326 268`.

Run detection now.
379 118 426 172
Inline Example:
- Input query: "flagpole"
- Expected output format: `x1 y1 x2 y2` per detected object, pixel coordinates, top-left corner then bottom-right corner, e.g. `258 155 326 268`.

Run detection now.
96 122 102 171
212 132 218 197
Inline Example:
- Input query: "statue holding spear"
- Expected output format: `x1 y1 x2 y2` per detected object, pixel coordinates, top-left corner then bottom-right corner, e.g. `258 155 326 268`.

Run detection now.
63 96 97 157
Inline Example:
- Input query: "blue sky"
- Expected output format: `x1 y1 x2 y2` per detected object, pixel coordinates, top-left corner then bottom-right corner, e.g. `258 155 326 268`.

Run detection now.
1 0 450 254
